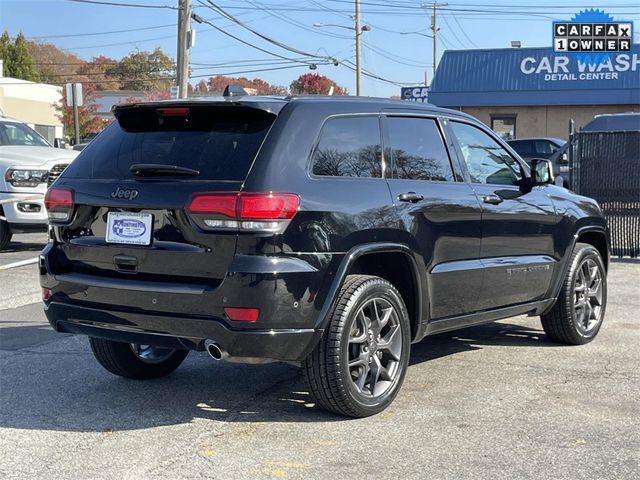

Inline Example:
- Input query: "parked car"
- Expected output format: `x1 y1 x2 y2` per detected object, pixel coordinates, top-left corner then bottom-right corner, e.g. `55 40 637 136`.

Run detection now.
507 137 566 161
507 137 569 186
40 96 609 417
0 116 78 250
581 112 640 132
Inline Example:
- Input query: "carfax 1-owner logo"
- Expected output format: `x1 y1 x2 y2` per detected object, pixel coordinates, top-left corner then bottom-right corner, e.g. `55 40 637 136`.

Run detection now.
553 9 633 63
520 9 637 82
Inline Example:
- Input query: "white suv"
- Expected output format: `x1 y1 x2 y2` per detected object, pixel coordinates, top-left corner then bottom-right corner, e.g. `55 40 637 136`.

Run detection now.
0 117 78 249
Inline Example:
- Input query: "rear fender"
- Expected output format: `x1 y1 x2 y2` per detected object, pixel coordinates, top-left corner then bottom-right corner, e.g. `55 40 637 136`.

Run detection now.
313 243 426 341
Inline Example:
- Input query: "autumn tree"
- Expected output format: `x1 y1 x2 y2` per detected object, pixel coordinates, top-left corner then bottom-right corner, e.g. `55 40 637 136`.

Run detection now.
0 31 39 81
194 79 209 93
55 82 105 139
26 40 83 84
76 55 121 90
289 73 347 95
105 48 175 91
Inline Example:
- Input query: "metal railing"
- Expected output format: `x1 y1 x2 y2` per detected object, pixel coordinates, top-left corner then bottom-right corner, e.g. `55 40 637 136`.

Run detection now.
570 130 640 258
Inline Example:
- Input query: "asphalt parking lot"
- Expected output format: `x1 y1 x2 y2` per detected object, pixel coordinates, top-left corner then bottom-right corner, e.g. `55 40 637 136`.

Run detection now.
0 232 638 479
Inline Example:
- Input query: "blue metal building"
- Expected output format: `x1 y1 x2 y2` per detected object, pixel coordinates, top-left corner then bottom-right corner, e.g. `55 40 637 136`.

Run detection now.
429 45 640 140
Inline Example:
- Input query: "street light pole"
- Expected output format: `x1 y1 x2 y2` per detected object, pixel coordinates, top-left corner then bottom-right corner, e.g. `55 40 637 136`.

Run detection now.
355 0 362 96
176 0 191 99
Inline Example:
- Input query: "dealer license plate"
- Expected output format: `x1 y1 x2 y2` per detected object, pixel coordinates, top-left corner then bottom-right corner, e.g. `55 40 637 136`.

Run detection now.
106 212 153 246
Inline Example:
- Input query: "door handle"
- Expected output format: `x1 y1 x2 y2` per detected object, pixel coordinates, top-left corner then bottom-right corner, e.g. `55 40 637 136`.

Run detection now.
398 192 424 203
482 194 503 205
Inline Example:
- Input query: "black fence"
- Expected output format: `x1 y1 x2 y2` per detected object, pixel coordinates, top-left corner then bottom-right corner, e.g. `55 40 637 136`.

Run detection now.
570 131 640 258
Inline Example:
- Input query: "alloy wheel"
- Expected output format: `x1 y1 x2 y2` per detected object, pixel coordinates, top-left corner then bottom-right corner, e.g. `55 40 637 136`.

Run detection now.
347 297 403 398
129 344 176 364
573 258 604 334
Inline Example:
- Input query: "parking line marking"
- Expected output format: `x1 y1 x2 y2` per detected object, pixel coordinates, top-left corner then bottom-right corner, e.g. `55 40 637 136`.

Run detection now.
0 257 39 270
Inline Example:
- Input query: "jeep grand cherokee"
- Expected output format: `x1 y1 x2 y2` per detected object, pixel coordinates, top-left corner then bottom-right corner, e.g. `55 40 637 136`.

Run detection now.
40 95 609 417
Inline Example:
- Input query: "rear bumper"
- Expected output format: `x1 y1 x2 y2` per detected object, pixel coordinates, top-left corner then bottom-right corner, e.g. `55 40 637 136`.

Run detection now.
44 301 321 362
40 242 340 361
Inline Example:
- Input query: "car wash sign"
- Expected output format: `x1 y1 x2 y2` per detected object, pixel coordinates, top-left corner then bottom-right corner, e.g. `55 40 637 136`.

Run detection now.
401 87 429 102
520 53 639 82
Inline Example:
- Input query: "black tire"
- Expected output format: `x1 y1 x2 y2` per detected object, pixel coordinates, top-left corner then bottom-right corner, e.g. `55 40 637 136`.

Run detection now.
89 337 189 380
303 275 411 418
0 219 12 251
541 242 607 345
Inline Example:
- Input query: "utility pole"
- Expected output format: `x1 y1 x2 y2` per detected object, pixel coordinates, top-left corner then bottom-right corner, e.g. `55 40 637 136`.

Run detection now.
71 86 80 145
176 0 191 99
355 0 362 96
428 2 447 82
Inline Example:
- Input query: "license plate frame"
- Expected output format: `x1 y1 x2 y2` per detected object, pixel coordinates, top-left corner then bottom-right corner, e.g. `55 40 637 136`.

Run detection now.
106 211 154 246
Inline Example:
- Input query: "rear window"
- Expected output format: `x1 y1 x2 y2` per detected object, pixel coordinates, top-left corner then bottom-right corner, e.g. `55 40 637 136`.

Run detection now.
62 105 276 181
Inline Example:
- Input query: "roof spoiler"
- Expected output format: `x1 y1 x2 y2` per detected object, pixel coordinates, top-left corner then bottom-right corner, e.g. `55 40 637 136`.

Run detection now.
223 84 248 97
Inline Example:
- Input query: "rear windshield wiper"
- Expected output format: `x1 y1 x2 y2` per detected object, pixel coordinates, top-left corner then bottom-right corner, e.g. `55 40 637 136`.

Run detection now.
130 164 200 176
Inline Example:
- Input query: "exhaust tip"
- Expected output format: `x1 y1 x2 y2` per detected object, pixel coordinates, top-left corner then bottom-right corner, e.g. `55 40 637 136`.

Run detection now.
204 340 225 361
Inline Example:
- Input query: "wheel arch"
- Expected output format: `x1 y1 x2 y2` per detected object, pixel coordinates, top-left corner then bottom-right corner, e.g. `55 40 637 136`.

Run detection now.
577 229 609 271
315 243 425 341
542 225 609 315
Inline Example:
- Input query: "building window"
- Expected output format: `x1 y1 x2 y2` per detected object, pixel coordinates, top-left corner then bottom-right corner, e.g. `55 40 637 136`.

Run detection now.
34 124 56 145
490 115 516 140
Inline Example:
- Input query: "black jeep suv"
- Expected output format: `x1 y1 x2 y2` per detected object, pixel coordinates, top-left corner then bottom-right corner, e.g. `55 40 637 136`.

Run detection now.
40 96 609 417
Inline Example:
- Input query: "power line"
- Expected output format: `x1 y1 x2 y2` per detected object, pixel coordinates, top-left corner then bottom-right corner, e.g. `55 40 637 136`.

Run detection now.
27 24 176 40
441 13 468 49
190 63 327 78
63 34 181 50
193 13 331 66
62 0 178 9
245 0 352 40
361 41 431 68
201 0 336 60
449 10 478 48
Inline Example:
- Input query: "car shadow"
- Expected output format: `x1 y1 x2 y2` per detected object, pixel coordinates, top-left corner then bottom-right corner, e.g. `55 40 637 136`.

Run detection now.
0 320 557 432
410 320 553 365
2 241 45 254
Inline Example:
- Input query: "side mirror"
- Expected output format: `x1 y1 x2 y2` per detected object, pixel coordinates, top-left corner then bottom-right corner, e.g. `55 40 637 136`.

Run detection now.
559 152 569 164
530 158 554 186
54 138 67 149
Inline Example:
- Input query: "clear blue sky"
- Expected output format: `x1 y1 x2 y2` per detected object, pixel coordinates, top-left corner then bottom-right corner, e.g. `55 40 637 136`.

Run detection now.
1 0 639 97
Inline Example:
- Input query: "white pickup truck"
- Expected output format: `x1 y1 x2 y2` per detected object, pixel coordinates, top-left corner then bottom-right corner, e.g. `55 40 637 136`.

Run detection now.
0 116 78 249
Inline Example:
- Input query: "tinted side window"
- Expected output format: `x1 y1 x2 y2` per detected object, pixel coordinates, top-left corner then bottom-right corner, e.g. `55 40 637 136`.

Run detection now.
534 140 556 157
312 116 382 178
386 117 455 182
450 121 523 186
509 140 533 156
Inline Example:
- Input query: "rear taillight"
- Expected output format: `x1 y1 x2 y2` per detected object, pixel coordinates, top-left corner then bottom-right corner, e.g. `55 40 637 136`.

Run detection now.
186 192 299 233
44 187 74 223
